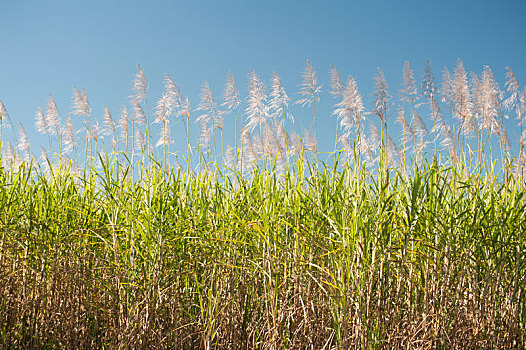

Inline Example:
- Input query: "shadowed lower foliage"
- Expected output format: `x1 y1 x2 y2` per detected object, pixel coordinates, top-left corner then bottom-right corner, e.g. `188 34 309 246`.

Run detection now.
0 156 524 349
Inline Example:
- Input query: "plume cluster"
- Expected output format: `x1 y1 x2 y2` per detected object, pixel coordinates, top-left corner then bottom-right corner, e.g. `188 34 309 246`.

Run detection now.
0 59 522 179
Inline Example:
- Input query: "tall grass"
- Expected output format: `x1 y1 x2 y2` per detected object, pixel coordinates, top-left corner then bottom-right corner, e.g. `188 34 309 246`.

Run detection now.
0 60 525 348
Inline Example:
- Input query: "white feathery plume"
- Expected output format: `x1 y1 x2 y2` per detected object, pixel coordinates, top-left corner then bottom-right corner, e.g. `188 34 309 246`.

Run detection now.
429 98 451 156
373 68 390 121
400 61 417 104
331 67 356 163
430 99 455 158
0 100 10 128
303 129 317 152
276 119 291 153
358 131 375 168
413 111 429 137
222 71 241 111
180 96 190 119
245 70 268 131
471 72 484 128
504 67 523 126
296 60 321 107
504 67 520 107
84 128 91 152
35 106 48 134
396 109 414 152
335 113 351 149
440 67 454 104
334 75 364 142
154 93 174 149
112 135 118 151
262 121 275 157
339 135 352 164
81 89 90 113
3 140 15 163
452 59 475 135
196 81 220 151
290 132 303 156
135 129 145 151
164 74 181 110
269 72 293 123
214 110 225 131
224 146 239 170
130 64 148 104
154 93 171 124
157 76 179 123
63 115 76 154
45 95 60 135
131 99 146 125
421 61 436 99
102 106 116 136
71 87 91 117
18 123 30 163
164 74 180 99
386 133 399 166
118 105 129 143
163 75 186 141
411 111 428 165
498 126 511 155
156 119 170 148
39 147 51 173
396 108 414 135
479 66 501 134
242 127 258 166
14 152 22 171
102 106 118 151
440 123 455 158
329 65 344 98
222 73 241 155
0 100 7 119
263 121 286 166
252 133 263 159
90 121 100 143
198 121 211 150
462 112 478 136
4 140 22 171
196 81 217 125
369 122 381 153
213 94 225 132
430 98 444 132
165 75 191 129
415 138 426 166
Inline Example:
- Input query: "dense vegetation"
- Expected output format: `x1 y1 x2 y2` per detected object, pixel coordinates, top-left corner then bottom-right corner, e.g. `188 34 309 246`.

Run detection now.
0 61 525 348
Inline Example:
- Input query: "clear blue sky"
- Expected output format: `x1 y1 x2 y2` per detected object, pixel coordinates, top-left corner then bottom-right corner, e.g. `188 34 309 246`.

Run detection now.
1 0 525 161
